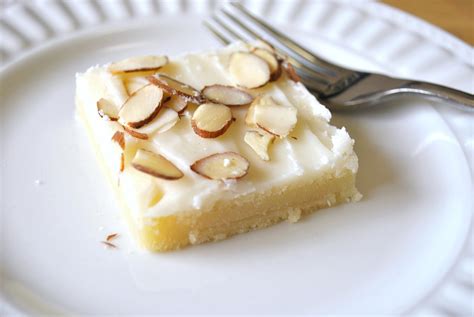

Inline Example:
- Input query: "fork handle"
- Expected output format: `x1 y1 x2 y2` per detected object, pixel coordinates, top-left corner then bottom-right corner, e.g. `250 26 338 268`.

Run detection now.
326 74 474 111
404 81 474 110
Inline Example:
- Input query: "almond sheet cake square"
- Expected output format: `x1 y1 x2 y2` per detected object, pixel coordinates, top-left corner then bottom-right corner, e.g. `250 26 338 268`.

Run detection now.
75 41 361 251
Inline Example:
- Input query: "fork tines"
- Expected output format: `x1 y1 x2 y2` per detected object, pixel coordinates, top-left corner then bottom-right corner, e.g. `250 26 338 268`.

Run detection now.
204 2 354 93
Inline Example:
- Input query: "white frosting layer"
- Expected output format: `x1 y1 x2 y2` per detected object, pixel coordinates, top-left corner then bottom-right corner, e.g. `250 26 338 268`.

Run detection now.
76 42 358 219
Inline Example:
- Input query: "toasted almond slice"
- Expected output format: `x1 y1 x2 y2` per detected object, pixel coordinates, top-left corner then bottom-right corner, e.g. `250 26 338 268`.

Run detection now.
124 77 149 95
106 233 119 242
248 96 297 138
101 241 117 248
270 63 283 81
245 95 273 126
162 92 172 104
244 131 275 161
132 148 184 180
123 125 148 140
283 61 301 82
229 52 270 89
245 100 258 126
107 75 130 107
255 105 297 138
120 153 125 172
111 131 125 150
201 85 254 106
253 39 275 52
97 98 119 121
251 48 281 81
191 103 233 138
147 74 202 104
164 95 188 113
135 108 179 135
118 84 163 129
109 55 168 74
190 152 249 180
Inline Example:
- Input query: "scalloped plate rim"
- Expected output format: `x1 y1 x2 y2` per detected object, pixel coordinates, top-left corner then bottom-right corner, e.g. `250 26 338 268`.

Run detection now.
0 0 472 315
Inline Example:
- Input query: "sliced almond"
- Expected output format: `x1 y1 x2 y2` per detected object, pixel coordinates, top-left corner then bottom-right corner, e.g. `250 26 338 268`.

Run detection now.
147 74 202 104
201 85 254 106
107 76 129 107
283 61 301 82
118 84 163 129
111 131 125 150
245 100 258 126
251 48 281 81
135 108 179 135
247 96 297 138
190 152 249 180
191 103 233 138
120 153 125 172
164 95 188 114
97 98 119 121
106 233 119 242
109 55 168 74
229 52 270 89
101 241 117 248
124 77 150 95
132 149 183 180
253 39 275 53
271 64 283 81
245 95 272 126
255 105 297 138
123 125 148 140
244 131 274 161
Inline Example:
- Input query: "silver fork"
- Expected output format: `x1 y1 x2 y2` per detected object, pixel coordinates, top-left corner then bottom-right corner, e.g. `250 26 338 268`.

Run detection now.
204 2 474 111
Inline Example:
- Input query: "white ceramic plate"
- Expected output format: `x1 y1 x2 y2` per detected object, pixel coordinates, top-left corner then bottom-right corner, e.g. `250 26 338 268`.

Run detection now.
1 1 472 315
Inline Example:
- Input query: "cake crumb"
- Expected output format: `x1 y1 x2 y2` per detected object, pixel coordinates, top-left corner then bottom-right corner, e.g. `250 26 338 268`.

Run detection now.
188 232 198 244
326 199 332 207
98 226 104 231
288 208 302 223
352 192 363 202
